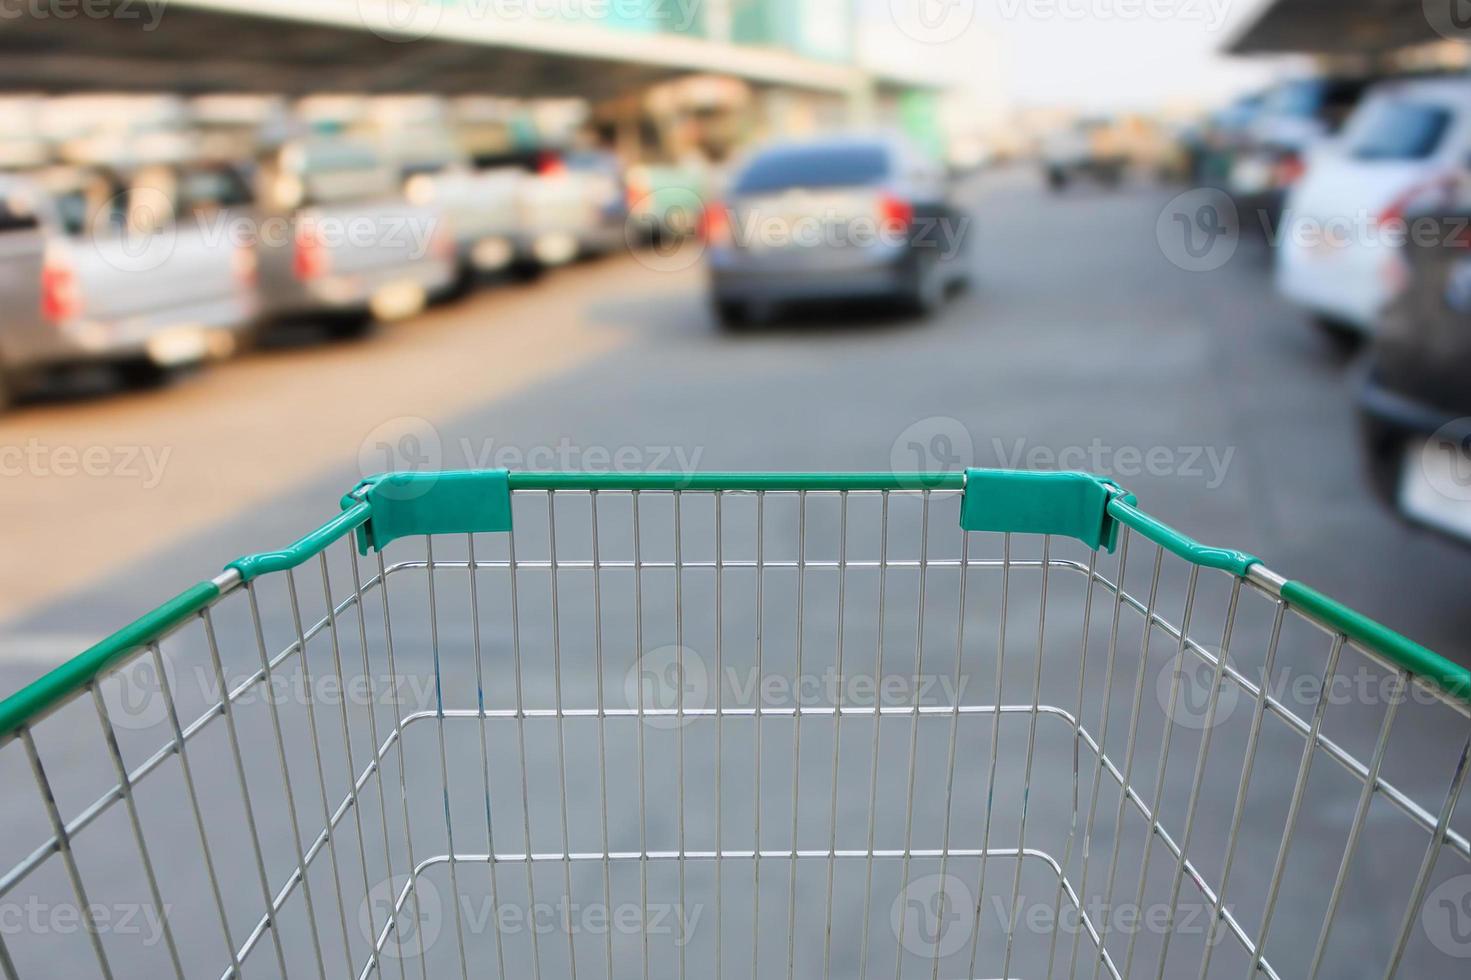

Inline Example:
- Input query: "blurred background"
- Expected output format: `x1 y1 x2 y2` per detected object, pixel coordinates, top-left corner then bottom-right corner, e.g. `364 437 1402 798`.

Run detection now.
3 0 1471 976
2 0 1468 665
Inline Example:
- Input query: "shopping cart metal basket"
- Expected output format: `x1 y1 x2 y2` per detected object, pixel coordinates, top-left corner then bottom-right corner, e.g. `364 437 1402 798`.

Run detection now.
0 469 1468 980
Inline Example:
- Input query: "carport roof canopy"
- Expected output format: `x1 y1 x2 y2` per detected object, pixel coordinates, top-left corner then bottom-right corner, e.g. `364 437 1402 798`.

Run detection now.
1230 0 1456 54
0 4 691 97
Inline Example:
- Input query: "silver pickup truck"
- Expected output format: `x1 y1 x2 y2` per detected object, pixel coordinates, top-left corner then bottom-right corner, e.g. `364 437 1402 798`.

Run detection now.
0 164 257 409
383 131 524 288
250 137 457 338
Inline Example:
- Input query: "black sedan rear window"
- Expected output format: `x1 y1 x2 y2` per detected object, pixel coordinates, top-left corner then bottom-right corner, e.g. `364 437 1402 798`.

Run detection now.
734 145 891 194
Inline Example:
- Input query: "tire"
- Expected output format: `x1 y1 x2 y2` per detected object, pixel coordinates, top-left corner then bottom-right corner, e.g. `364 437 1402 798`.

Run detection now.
901 260 946 318
1313 315 1366 353
1359 412 1406 509
436 263 477 303
114 358 173 391
509 259 544 283
325 311 376 341
1046 168 1067 191
714 299 750 330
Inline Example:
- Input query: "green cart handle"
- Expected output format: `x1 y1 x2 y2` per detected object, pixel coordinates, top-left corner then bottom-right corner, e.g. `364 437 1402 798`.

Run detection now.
0 468 1466 740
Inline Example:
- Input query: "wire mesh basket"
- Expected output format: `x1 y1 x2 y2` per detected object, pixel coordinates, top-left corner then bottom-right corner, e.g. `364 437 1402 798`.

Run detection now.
0 470 1468 980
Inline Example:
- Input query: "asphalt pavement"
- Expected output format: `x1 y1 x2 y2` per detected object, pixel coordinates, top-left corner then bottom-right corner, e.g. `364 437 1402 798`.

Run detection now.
2 168 1469 980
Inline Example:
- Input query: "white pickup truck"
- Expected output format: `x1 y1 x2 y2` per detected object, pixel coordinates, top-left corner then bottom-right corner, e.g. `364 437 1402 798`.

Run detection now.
383 132 525 289
249 137 458 338
0 164 257 408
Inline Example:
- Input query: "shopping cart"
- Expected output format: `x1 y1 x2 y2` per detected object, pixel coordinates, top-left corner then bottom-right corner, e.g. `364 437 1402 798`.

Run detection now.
0 469 1468 980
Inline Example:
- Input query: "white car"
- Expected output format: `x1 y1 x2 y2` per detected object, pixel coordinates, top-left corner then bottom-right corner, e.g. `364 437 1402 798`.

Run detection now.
1277 78 1471 341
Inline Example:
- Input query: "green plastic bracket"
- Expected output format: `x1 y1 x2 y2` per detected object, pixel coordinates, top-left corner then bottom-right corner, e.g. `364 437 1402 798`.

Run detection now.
346 470 514 553
960 469 1135 551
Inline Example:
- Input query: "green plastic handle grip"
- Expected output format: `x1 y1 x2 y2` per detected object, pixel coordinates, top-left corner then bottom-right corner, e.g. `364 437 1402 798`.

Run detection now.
1282 580 1471 704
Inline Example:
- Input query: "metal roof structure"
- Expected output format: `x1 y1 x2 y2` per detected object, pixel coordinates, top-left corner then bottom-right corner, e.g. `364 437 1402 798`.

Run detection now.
1229 0 1458 55
0 0 866 96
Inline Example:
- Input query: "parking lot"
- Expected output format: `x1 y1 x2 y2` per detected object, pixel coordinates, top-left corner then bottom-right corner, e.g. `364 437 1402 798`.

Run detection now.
4 166 1471 980
4 166 1468 667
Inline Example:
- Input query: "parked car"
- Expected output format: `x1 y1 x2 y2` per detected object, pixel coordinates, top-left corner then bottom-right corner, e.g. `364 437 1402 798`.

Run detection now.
0 164 256 409
1190 92 1268 185
625 159 712 243
250 137 457 338
1277 76 1471 344
1359 212 1471 543
390 134 524 291
705 135 971 326
1040 119 1128 190
470 148 591 273
1228 76 1375 228
561 148 629 256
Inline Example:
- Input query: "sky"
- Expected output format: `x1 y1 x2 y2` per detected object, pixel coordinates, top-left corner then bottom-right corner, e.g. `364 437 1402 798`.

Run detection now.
858 0 1299 113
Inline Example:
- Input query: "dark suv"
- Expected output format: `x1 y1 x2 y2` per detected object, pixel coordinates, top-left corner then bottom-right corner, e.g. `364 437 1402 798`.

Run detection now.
1359 213 1471 543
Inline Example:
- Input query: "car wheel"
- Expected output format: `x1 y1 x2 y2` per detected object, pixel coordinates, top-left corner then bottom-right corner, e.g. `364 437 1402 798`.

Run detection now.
714 299 751 330
114 358 174 391
325 311 376 341
509 259 544 283
1047 169 1067 191
902 262 947 317
437 263 477 302
1313 315 1365 353
1359 411 1407 510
